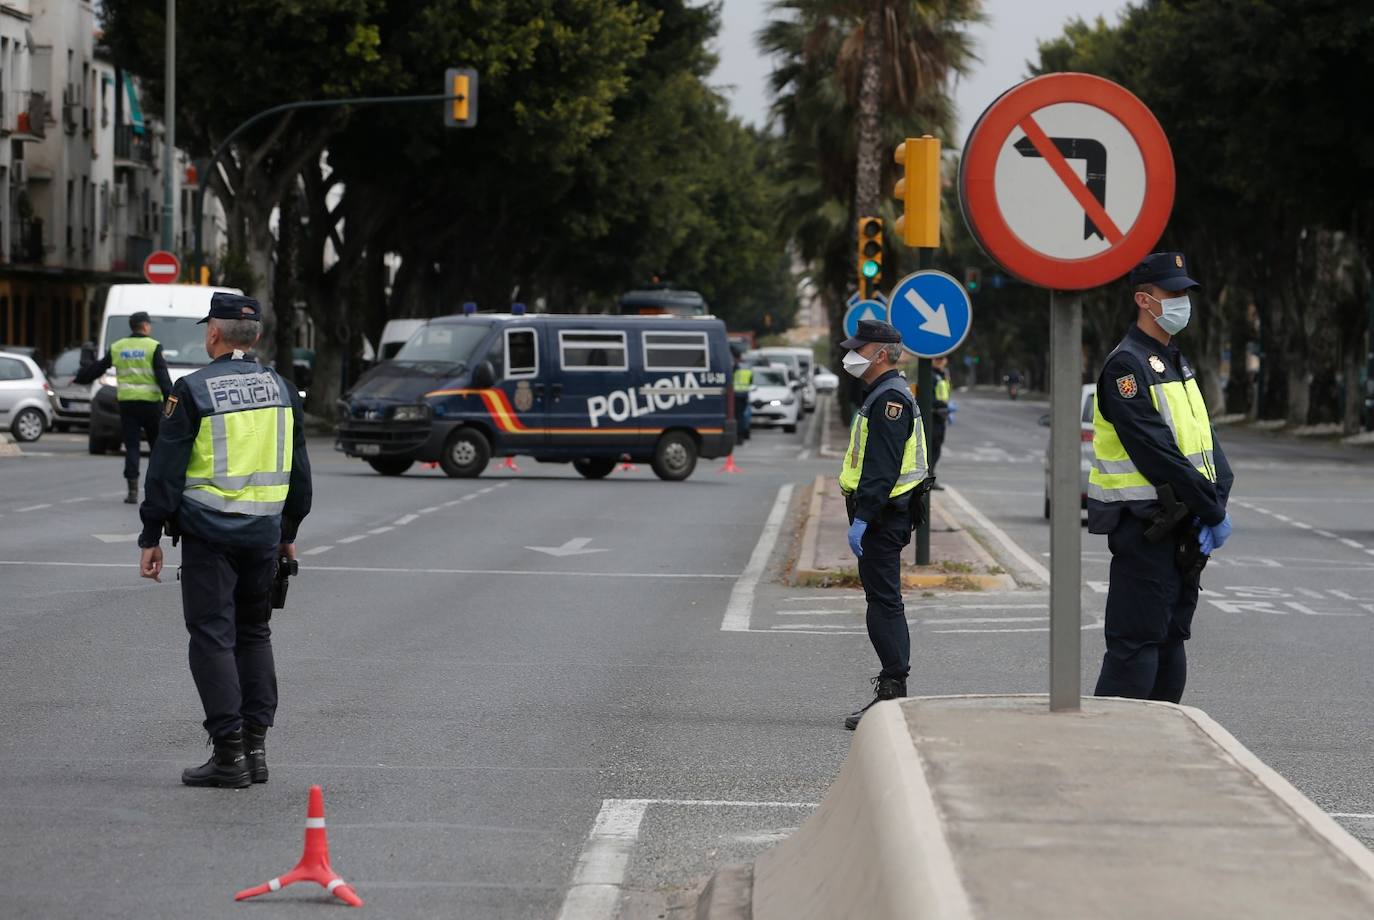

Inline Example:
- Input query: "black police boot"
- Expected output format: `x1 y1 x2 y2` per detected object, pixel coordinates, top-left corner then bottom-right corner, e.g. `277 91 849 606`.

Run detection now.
124 478 138 504
243 723 269 784
181 730 251 788
844 676 907 731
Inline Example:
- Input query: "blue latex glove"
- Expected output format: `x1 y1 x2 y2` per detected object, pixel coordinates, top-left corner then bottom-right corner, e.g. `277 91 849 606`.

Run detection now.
848 519 868 558
947 402 957 426
1209 513 1232 551
1198 526 1215 556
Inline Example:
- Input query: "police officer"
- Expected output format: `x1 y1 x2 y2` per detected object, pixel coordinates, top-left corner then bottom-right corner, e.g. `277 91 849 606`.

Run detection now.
1089 252 1235 703
838 320 929 730
928 355 952 488
136 293 312 788
75 310 172 503
732 354 753 442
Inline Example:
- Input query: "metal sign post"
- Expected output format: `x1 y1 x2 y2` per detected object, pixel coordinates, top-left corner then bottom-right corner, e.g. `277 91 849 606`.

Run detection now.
1049 292 1082 710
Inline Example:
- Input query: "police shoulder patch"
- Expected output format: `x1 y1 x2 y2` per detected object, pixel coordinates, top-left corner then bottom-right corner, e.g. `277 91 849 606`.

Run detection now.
162 395 179 418
1116 374 1138 399
885 400 904 420
1148 355 1166 374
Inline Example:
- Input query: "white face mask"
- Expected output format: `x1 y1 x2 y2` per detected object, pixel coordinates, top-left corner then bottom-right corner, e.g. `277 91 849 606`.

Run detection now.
1146 293 1192 335
842 349 873 378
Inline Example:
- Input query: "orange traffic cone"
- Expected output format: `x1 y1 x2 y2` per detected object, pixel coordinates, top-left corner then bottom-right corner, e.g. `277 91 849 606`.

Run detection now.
502 456 521 472
718 453 742 474
421 461 439 470
235 785 363 908
617 453 636 472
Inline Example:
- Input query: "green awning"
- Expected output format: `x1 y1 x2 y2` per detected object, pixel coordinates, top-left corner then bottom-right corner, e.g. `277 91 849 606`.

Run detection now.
124 74 144 135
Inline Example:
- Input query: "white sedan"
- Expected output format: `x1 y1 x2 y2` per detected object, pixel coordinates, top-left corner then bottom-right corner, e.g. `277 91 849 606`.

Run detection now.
749 365 800 433
813 367 839 393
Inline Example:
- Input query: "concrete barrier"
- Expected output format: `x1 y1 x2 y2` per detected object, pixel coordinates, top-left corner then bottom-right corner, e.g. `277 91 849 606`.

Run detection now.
689 695 1374 919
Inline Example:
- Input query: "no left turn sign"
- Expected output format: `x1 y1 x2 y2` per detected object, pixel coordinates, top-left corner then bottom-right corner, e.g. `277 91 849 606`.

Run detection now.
959 73 1174 290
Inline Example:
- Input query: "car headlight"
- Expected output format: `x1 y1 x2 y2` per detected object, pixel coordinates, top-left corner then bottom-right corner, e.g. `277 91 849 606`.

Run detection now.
782 396 796 405
769 399 782 407
392 404 429 421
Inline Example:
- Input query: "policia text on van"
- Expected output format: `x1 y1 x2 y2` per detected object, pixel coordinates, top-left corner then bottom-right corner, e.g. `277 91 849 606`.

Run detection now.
336 313 736 481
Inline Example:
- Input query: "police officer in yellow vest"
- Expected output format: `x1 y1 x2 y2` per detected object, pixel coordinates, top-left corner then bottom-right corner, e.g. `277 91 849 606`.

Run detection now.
1089 253 1234 703
732 354 753 442
74 310 172 503
838 320 929 730
137 293 312 788
928 355 952 488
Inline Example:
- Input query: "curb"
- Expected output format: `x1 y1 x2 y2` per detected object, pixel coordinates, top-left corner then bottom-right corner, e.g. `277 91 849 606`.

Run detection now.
0 432 20 457
791 475 1017 590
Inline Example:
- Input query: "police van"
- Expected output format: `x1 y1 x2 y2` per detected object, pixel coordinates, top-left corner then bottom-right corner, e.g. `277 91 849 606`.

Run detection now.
336 312 736 481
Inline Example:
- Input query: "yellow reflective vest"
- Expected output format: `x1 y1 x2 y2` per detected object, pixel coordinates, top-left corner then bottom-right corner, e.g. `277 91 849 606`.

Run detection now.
110 335 162 402
839 377 928 497
934 374 951 403
733 367 753 392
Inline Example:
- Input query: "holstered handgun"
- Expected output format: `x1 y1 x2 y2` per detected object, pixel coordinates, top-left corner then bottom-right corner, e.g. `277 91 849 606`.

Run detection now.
271 557 298 610
1144 484 1189 543
1146 484 1208 582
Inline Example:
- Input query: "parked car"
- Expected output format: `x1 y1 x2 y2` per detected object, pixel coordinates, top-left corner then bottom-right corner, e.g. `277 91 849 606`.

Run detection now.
1041 383 1096 519
47 346 93 431
748 364 800 433
752 346 817 413
813 366 839 394
0 350 55 442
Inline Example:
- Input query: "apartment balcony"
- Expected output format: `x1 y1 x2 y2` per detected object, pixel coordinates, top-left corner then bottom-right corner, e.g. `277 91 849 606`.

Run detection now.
114 124 153 167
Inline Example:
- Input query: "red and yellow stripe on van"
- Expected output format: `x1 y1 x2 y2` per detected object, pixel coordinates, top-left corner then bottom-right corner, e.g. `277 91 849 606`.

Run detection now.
424 387 723 436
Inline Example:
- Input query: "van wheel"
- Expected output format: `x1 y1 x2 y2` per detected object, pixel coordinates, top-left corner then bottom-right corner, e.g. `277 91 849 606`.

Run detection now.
574 458 616 480
440 428 490 478
368 457 413 476
651 431 697 481
11 408 46 442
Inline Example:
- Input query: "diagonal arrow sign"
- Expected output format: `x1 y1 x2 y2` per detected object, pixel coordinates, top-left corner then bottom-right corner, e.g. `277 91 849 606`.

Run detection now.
525 537 609 558
902 288 952 338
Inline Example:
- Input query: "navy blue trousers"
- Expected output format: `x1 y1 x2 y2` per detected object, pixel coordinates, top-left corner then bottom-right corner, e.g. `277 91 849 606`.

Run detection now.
119 401 160 481
857 512 913 680
1094 513 1199 703
181 535 278 738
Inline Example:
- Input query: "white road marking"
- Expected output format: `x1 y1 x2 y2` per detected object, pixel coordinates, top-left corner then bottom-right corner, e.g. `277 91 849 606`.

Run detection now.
1340 538 1365 549
90 533 139 543
1330 813 1374 819
418 506 442 514
942 485 1049 585
923 616 1048 625
556 798 815 920
368 526 395 535
61 497 91 504
1316 530 1337 538
16 503 51 512
303 546 333 556
1292 522 1313 530
720 483 794 632
337 535 368 544
394 514 419 525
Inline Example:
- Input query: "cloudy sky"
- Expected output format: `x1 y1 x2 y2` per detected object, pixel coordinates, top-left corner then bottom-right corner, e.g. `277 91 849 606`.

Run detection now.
711 0 1133 146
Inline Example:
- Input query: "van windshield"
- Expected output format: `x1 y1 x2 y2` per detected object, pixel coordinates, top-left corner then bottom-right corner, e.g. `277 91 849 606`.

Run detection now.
394 323 491 367
104 316 213 367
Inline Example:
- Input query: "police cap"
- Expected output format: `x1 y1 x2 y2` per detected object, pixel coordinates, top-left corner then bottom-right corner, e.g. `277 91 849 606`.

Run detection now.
197 292 263 324
1128 252 1200 292
840 319 903 350
128 311 151 329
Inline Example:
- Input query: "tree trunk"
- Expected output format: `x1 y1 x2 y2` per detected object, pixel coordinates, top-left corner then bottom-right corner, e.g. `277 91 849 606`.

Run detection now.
1343 336 1363 435
272 184 300 380
1285 362 1311 427
852 4 884 224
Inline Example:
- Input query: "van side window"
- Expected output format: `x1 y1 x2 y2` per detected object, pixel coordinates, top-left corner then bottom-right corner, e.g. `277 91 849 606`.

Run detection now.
505 329 538 379
643 331 709 371
559 331 627 371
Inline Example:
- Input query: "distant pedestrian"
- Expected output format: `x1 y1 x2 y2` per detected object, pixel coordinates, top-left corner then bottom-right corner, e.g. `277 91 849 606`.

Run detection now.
137 293 312 787
928 356 952 488
837 320 930 731
1089 252 1235 703
75 311 172 503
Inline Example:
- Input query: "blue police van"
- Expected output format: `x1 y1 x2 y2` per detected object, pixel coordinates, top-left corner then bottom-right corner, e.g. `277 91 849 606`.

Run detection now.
336 312 737 481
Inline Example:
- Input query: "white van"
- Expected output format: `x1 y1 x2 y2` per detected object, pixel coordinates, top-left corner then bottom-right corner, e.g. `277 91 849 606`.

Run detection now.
86 283 244 454
752 346 817 413
378 319 427 362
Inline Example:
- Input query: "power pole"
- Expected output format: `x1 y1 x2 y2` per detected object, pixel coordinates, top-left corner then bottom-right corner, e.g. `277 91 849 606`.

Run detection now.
161 0 175 254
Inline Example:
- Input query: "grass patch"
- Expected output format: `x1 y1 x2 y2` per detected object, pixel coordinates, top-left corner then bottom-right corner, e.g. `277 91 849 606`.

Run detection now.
937 560 974 574
941 575 984 592
986 565 1005 576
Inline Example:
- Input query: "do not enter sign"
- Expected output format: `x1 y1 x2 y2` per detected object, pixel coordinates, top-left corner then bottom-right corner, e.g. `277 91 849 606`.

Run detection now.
143 250 181 285
959 73 1174 290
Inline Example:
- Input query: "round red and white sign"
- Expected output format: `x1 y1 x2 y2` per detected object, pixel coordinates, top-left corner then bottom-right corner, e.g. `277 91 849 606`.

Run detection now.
959 73 1174 290
143 250 181 285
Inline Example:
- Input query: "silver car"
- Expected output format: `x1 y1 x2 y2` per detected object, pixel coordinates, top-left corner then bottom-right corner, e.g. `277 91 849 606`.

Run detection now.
47 346 93 431
0 350 54 442
1041 383 1096 519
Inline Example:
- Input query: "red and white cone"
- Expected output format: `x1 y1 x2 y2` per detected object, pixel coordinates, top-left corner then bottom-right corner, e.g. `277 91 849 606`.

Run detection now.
235 785 363 908
421 461 439 470
718 453 742 474
502 456 521 472
617 453 636 472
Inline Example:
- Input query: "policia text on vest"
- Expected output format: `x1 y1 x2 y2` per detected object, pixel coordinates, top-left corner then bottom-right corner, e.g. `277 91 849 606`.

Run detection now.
1088 253 1235 706
137 293 313 789
74 312 173 498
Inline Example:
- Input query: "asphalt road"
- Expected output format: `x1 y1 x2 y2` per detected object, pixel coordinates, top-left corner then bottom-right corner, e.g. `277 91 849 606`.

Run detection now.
2 391 1372 918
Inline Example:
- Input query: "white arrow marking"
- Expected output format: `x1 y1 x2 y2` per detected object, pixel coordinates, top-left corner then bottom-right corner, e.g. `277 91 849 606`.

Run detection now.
903 288 952 338
526 537 609 558
91 533 140 543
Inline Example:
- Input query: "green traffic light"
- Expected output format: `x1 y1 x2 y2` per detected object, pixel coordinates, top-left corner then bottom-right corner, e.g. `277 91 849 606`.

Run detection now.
861 260 880 279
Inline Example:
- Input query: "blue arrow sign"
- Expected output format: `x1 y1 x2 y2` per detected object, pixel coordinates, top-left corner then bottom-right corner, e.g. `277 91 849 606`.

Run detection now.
843 298 888 339
886 270 973 358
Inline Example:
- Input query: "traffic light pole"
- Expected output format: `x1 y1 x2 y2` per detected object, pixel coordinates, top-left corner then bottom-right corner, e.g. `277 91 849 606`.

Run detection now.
915 246 934 566
191 92 468 274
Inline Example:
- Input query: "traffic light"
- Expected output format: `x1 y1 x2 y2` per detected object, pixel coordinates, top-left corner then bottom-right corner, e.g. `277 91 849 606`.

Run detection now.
444 68 478 128
857 217 883 298
893 136 941 248
964 267 981 292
